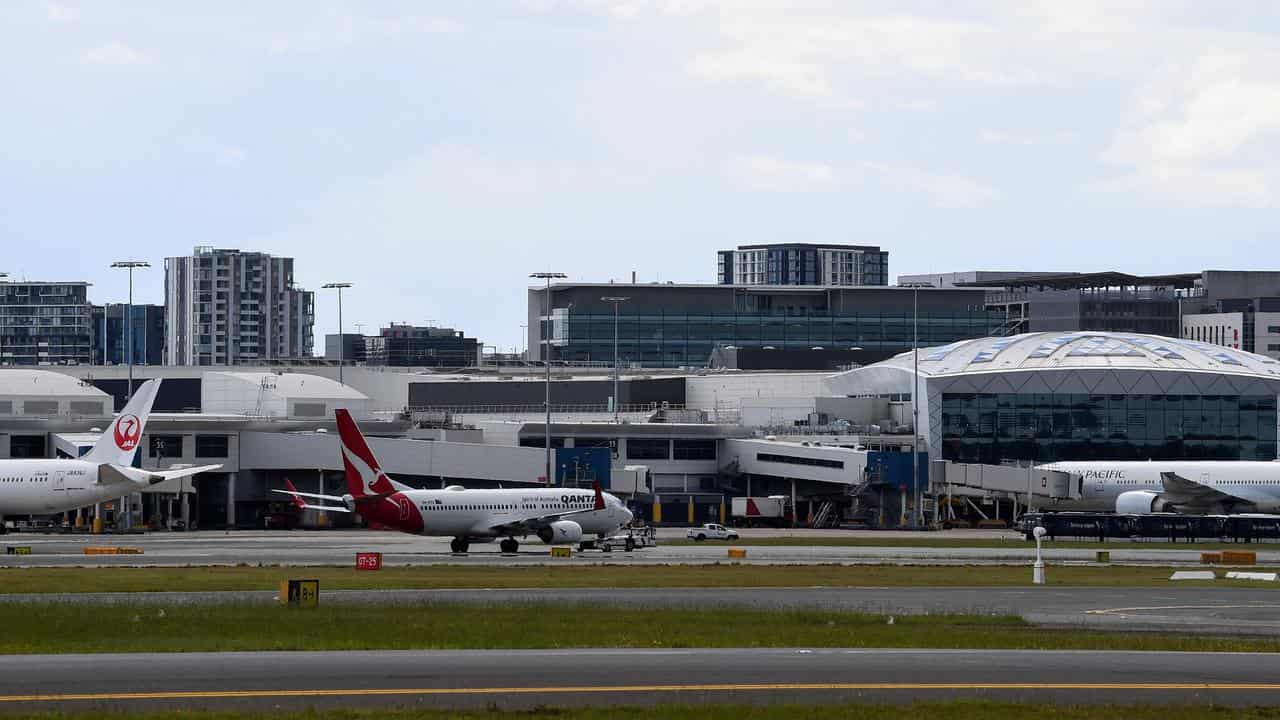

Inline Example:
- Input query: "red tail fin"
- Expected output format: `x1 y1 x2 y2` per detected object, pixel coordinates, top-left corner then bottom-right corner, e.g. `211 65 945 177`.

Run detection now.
283 478 306 510
593 480 605 511
335 409 396 497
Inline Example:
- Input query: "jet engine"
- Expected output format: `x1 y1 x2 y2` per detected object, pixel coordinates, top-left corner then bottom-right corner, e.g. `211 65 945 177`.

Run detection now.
537 520 584 544
1115 490 1173 514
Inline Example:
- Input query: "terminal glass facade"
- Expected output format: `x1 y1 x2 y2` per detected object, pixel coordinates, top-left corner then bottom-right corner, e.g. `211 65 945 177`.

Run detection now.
941 393 1279 463
553 311 1002 367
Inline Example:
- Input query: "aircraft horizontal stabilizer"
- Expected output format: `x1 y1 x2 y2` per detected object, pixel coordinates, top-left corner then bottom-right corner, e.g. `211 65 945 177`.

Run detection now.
99 463 223 487
295 502 352 513
272 489 348 503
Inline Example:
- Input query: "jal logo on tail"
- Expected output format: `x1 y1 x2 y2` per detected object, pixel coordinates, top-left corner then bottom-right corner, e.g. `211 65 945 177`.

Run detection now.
114 415 142 451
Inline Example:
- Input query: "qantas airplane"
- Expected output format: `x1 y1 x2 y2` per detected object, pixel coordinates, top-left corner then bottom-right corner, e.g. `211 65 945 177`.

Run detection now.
0 379 222 531
1040 460 1280 515
276 409 634 553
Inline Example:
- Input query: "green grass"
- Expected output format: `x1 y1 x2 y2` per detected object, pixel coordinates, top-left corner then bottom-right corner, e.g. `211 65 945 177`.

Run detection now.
4 705 1280 720
0 563 1267 594
667 536 1280 550
1 603 1277 655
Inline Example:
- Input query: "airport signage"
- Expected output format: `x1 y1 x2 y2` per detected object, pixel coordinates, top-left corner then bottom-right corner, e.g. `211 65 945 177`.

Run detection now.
355 552 383 571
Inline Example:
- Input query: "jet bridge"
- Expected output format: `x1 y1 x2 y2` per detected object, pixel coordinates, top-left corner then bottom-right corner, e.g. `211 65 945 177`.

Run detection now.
936 462 1076 502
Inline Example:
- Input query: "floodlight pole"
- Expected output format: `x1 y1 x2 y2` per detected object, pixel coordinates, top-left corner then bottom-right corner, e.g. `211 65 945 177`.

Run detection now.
602 296 629 422
531 272 567 485
322 283 352 386
0 271 7 365
111 260 150 532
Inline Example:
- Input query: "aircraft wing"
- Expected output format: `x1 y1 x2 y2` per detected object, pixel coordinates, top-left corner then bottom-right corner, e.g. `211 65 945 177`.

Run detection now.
1159 471 1242 506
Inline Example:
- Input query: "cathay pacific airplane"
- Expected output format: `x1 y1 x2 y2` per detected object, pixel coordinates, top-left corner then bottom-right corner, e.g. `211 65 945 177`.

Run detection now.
0 379 222 531
276 409 633 553
1039 460 1280 515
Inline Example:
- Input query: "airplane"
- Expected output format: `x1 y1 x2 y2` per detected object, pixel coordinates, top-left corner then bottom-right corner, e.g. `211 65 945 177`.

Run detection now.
275 408 634 553
0 379 223 532
1038 460 1280 515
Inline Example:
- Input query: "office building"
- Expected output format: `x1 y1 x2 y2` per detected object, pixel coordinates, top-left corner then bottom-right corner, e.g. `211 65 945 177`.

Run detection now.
0 281 93 366
164 247 314 366
323 333 367 364
527 282 999 368
91 304 164 366
1179 271 1280 361
717 244 888 286
364 323 480 367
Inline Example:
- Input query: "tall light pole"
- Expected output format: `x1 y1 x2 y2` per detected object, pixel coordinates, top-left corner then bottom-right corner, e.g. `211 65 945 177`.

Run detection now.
530 272 566 486
601 296 628 422
900 282 933 528
111 260 149 532
322 283 352 386
0 271 7 366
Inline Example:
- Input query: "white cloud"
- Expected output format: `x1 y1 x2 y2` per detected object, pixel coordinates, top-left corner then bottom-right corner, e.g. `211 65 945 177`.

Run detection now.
217 147 248 165
46 3 80 23
1099 49 1280 207
725 154 836 192
862 163 1001 209
83 42 147 66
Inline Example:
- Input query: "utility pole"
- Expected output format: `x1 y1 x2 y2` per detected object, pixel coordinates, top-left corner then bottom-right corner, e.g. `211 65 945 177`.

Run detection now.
322 283 352 386
601 296 628 422
111 260 150 532
530 272 566 485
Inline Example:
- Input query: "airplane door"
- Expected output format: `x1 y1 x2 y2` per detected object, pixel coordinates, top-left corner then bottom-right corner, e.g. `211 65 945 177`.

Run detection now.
45 471 67 510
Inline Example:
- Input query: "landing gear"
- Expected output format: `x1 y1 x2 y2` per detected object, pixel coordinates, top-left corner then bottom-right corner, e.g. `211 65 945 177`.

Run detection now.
450 537 470 554
500 538 519 554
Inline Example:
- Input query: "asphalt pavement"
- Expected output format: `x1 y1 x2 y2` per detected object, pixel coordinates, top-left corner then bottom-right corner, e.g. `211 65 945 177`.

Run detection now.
1 648 1278 711
3 529 1276 568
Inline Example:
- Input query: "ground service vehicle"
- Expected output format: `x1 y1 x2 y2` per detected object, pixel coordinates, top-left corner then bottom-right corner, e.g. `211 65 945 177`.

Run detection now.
686 523 739 541
730 496 787 527
600 525 657 552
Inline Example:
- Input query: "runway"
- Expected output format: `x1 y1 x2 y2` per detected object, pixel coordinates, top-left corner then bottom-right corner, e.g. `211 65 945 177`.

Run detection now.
3 587 1278 634
3 529 1276 568
1 649 1278 711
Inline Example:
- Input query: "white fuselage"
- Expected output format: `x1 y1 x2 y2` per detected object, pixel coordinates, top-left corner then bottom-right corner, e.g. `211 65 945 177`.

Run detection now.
396 487 631 539
0 459 107 516
1040 460 1280 513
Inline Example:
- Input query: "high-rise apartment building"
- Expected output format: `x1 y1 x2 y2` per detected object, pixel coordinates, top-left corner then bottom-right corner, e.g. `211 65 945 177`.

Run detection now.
0 281 93 365
164 247 314 365
717 244 888 286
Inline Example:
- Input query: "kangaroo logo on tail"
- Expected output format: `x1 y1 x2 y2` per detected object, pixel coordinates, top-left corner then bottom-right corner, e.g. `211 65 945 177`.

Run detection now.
335 409 397 496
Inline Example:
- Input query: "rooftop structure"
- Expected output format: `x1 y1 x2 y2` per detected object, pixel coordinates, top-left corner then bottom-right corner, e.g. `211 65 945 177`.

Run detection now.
718 243 888 286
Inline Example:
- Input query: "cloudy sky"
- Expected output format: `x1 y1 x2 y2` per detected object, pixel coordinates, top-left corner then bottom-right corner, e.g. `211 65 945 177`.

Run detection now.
2 1 1278 353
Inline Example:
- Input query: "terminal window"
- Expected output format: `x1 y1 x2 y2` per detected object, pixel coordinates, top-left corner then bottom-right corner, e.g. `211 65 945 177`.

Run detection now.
195 435 230 458
941 392 1278 463
627 438 671 460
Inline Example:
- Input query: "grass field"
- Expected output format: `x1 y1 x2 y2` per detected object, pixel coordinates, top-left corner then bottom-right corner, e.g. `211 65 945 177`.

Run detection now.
667 536 1280 550
1 603 1277 654
0 563 1264 594
4 704 1280 720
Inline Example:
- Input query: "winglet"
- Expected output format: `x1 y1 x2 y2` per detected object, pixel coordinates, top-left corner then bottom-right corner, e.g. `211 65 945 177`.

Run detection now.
593 480 605 511
283 478 306 510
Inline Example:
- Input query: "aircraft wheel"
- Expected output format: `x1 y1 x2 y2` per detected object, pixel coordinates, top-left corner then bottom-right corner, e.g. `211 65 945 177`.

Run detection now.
451 537 470 553
500 538 519 554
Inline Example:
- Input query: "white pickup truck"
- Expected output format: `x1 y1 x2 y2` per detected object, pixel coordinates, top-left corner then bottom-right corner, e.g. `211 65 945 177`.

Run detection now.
685 523 739 541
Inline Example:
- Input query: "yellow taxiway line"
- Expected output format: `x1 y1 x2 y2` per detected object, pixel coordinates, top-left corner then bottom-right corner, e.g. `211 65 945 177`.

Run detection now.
3 683 1280 703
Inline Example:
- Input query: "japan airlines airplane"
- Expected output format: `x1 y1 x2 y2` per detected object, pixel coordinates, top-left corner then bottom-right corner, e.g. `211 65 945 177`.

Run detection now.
0 379 222 530
1039 460 1280 515
275 409 633 553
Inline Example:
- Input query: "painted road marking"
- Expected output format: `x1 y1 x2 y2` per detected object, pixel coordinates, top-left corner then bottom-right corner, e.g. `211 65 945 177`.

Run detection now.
3 683 1280 703
1088 604 1280 615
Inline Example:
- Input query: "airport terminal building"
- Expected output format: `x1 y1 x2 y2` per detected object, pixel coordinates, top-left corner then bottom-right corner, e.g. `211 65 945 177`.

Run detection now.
826 331 1280 465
